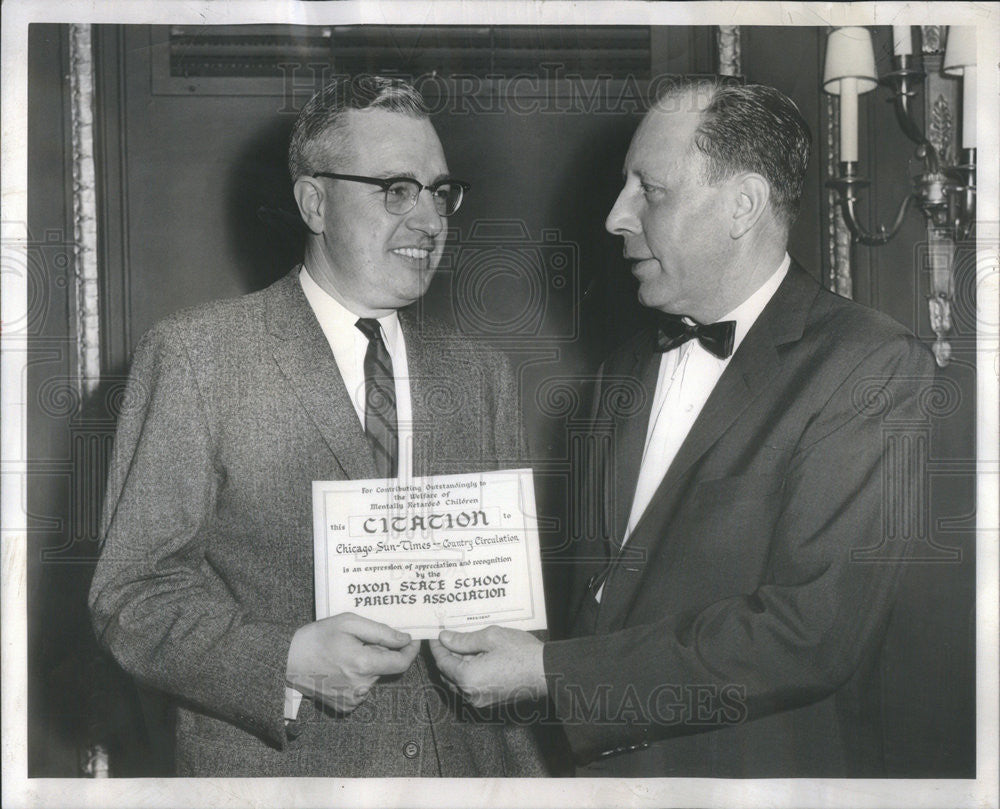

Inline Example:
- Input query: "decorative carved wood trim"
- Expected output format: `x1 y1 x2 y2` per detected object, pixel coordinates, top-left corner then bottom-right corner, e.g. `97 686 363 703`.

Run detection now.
922 44 958 366
929 92 955 166
93 25 133 375
69 24 101 396
832 208 853 298
716 26 741 76
825 93 853 297
926 226 956 366
920 25 945 54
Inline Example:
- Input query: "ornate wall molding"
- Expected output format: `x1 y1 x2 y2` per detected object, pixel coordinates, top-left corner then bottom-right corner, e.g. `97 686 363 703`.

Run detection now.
926 226 955 366
928 93 955 165
716 26 741 76
825 94 853 297
69 23 101 397
920 25 945 54
922 44 959 366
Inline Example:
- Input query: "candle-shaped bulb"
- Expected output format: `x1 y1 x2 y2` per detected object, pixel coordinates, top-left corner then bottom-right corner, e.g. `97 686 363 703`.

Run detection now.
823 27 878 164
892 26 912 56
961 65 976 148
945 27 977 149
839 77 860 163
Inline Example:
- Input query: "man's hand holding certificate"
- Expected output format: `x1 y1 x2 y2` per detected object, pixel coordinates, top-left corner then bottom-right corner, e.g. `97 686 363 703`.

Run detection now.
313 469 547 639
430 625 548 708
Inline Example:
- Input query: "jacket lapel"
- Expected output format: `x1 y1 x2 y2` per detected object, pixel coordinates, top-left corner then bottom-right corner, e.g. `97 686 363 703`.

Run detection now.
596 263 819 631
397 307 433 477
610 343 660 547
396 307 486 478
651 328 772 497
266 269 377 480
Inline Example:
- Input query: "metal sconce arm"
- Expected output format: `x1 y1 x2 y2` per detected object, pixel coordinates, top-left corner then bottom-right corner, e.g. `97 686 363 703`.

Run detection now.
825 55 976 247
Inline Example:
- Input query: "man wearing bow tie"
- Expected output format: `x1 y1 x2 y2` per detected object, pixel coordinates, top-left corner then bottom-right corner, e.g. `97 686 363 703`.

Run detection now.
432 78 936 777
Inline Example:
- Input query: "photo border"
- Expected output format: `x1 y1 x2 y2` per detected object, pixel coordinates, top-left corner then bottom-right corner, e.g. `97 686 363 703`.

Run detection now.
2 2 997 807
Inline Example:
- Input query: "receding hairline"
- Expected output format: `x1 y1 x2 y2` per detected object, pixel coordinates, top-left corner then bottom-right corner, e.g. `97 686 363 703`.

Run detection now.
633 90 714 175
642 84 719 154
300 106 436 176
287 75 431 181
649 82 716 119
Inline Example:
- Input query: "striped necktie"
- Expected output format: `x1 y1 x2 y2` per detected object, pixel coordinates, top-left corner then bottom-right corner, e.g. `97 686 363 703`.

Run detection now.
355 318 398 477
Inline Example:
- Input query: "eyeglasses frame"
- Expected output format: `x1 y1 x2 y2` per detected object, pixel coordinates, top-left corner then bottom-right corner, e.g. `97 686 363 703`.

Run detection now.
310 172 471 216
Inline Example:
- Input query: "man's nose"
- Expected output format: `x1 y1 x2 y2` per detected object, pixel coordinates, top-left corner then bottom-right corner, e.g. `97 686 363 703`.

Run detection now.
605 187 639 235
405 189 444 237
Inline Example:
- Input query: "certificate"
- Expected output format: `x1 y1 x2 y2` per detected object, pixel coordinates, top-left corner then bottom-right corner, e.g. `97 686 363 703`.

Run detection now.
312 468 547 638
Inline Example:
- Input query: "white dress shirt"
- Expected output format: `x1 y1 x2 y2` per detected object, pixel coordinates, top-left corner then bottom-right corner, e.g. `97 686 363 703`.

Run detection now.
298 266 414 481
286 266 416 718
597 254 790 601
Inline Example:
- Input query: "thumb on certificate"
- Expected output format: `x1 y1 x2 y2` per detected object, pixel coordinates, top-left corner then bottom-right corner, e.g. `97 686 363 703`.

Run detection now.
336 613 412 648
437 627 491 655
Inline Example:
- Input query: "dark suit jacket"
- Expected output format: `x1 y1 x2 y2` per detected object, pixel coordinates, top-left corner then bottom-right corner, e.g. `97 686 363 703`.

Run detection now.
89 270 545 776
544 263 937 777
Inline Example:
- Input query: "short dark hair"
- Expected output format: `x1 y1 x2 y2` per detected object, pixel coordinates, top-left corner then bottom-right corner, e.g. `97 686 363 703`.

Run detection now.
287 75 430 181
655 77 812 227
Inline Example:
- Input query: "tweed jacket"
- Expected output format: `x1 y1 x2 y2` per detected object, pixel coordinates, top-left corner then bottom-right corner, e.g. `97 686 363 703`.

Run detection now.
544 263 937 777
89 269 545 776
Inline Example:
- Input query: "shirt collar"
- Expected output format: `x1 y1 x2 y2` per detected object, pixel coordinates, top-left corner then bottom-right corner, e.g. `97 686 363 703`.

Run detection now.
718 253 790 354
299 265 401 349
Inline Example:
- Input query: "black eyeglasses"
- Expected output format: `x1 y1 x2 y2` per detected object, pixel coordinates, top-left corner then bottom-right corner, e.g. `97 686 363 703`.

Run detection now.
312 172 471 216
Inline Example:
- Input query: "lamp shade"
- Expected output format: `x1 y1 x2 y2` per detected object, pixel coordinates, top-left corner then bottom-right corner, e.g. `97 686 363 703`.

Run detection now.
944 26 978 148
944 26 977 74
823 26 879 94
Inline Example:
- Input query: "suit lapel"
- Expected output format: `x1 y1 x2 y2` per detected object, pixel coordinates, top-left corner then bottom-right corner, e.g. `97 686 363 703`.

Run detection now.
653 327 774 498
596 263 819 631
397 307 433 477
266 270 377 480
397 308 484 478
611 343 660 547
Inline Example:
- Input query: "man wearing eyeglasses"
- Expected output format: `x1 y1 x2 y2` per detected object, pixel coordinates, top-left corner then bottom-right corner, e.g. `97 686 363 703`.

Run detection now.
89 76 544 777
431 78 936 777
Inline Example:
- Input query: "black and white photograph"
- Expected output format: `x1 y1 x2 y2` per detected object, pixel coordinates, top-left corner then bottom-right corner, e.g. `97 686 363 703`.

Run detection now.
2 1 997 807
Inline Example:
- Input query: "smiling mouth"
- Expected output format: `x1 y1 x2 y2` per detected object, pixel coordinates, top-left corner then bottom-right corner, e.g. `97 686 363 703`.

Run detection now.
391 247 432 260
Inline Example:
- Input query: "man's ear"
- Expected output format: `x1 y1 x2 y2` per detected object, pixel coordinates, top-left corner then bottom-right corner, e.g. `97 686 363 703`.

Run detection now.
730 173 771 239
293 176 326 235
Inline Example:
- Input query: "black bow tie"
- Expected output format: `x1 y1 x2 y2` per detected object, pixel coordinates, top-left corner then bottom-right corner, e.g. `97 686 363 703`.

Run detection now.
654 313 736 359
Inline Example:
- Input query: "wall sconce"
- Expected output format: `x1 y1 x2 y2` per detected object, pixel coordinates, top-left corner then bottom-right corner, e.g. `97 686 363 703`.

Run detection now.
823 26 977 366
